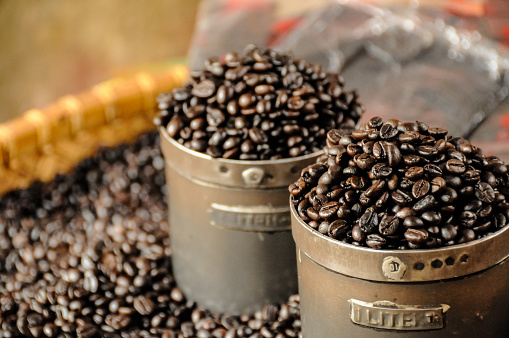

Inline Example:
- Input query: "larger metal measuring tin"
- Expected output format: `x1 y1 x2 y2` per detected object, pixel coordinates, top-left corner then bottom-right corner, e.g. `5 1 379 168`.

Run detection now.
291 203 509 337
160 127 320 314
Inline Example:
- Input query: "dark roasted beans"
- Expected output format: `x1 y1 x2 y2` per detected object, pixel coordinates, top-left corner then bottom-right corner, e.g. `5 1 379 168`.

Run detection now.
290 116 509 249
155 45 364 160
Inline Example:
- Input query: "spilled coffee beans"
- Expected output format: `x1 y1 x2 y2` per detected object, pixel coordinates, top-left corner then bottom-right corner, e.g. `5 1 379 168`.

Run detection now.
290 117 509 249
0 132 303 337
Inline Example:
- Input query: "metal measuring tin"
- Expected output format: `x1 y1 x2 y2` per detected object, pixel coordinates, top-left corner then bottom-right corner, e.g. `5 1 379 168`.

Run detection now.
291 202 509 337
160 127 321 314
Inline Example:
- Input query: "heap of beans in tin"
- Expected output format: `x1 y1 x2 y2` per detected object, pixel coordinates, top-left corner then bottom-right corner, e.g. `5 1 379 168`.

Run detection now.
290 116 509 250
154 45 364 160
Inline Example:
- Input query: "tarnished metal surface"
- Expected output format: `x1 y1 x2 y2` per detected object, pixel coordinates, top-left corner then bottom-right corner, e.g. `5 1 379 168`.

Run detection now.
291 203 509 282
210 203 291 232
348 299 449 331
160 127 320 189
160 127 320 314
291 204 509 337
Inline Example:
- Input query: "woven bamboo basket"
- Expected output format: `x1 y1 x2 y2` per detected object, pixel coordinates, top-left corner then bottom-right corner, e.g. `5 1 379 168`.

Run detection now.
0 64 188 195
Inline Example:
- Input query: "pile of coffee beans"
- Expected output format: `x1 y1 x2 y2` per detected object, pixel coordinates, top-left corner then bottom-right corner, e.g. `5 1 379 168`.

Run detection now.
290 116 509 250
154 45 364 160
0 132 302 337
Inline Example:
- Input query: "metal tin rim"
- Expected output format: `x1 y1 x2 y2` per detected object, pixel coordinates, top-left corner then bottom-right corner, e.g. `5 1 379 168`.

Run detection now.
291 201 509 282
159 127 323 188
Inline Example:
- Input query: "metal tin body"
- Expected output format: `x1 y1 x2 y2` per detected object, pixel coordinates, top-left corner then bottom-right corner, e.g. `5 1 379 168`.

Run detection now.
291 204 509 337
160 127 320 314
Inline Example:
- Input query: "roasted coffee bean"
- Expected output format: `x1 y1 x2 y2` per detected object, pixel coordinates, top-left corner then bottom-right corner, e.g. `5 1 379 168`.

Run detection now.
206 108 226 127
391 190 413 206
438 188 458 204
351 224 366 242
478 205 493 218
319 202 340 219
133 295 154 316
413 195 436 212
412 179 430 199
306 207 320 221
365 180 385 198
399 131 420 143
463 169 481 183
167 116 185 138
403 154 421 166
405 166 424 180
350 175 366 190
375 191 390 209
440 224 458 241
430 176 446 193
301 164 327 184
336 205 351 219
328 164 342 181
457 228 476 244
404 228 429 244
328 220 349 239
327 129 344 146
355 153 375 170
358 208 379 234
473 220 492 232
192 80 216 98
403 216 424 228
464 199 483 211
387 174 399 191
493 213 507 229
476 182 496 203
317 221 329 235
445 158 466 174
105 314 131 330
395 207 416 219
373 141 401 166
417 145 437 156
459 211 477 227
347 143 363 157
380 123 398 139
371 163 392 178
379 215 399 236
424 163 442 176
421 211 442 225
366 234 386 249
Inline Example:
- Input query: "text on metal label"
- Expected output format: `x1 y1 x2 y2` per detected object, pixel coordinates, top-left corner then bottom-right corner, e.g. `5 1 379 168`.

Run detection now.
210 203 291 232
349 299 449 331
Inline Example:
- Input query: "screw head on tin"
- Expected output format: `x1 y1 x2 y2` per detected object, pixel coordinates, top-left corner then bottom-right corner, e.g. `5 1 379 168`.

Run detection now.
242 167 265 186
382 256 407 280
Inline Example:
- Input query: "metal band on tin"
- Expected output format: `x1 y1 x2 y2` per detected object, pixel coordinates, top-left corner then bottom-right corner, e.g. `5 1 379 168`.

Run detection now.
291 202 509 282
349 299 449 331
210 203 291 232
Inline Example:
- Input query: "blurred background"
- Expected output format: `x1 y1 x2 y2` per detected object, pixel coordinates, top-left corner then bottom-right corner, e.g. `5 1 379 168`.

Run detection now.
0 0 200 123
1 0 508 146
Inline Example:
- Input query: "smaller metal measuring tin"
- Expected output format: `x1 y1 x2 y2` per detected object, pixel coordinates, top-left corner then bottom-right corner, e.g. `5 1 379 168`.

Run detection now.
160 127 321 314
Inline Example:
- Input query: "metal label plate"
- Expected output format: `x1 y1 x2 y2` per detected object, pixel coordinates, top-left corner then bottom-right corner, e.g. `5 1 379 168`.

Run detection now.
349 299 449 331
209 203 291 232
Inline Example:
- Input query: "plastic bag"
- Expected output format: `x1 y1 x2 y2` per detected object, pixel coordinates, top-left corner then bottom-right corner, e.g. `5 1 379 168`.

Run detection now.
187 0 509 144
